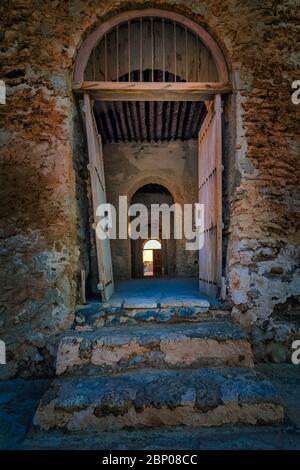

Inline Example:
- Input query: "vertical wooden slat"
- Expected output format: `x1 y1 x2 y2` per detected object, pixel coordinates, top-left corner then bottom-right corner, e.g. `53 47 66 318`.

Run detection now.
151 17 154 82
128 20 131 81
116 25 119 81
104 33 107 81
139 19 143 82
198 95 222 298
185 26 188 82
196 36 199 82
162 19 165 82
92 47 96 81
174 21 177 82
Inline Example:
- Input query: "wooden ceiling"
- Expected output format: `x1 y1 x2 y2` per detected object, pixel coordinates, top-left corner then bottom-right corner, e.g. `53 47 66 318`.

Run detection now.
93 100 207 143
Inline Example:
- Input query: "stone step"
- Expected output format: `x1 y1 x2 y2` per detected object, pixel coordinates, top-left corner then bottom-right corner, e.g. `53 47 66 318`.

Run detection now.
18 423 300 450
74 301 230 330
33 368 283 431
56 321 254 376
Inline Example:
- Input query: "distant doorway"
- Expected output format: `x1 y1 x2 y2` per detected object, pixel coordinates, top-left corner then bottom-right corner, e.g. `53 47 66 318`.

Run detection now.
143 239 162 277
130 184 176 278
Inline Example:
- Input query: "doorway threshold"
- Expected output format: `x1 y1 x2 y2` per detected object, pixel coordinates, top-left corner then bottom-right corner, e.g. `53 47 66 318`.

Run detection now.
102 277 217 309
76 278 228 329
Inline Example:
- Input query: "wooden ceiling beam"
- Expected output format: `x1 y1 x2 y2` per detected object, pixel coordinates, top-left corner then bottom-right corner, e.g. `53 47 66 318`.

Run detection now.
72 81 231 102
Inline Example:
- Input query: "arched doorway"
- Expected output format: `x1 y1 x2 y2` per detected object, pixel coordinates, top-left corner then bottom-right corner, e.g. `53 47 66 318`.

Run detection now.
73 9 231 301
143 239 162 277
130 183 176 279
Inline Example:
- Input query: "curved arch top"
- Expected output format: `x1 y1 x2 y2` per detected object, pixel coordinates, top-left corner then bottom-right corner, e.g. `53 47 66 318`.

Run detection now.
128 175 179 204
143 239 162 250
73 8 229 85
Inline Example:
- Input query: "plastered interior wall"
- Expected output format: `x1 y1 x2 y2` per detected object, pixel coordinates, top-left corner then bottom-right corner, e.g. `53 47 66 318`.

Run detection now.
1 0 299 378
102 140 199 281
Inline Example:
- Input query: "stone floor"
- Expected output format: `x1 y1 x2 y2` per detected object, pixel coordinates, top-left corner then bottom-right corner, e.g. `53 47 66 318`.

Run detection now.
0 364 299 450
103 277 217 308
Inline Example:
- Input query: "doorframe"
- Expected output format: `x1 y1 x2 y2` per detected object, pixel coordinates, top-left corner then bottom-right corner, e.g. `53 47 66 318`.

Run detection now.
75 8 231 300
142 238 163 278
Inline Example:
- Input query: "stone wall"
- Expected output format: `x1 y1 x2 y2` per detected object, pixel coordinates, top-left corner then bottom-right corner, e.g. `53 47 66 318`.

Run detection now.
0 0 299 377
102 140 198 281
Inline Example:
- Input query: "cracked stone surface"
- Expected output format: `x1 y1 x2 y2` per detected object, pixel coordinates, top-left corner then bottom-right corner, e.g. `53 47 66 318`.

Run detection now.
74 301 229 330
56 321 254 375
1 365 299 450
33 368 283 431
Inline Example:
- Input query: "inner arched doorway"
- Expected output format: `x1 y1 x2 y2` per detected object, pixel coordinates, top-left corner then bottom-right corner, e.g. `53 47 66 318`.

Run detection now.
130 184 176 279
143 239 162 277
73 8 231 301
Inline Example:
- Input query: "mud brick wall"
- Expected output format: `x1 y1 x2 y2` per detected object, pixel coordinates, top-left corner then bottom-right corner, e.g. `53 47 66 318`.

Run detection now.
0 0 299 377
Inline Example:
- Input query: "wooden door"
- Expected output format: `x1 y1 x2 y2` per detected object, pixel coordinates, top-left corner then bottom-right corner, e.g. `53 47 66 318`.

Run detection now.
198 94 222 297
153 249 162 276
83 93 114 301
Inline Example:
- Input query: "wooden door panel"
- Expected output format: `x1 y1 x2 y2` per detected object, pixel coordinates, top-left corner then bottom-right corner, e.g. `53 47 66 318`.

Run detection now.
84 93 114 301
198 94 222 297
153 249 162 276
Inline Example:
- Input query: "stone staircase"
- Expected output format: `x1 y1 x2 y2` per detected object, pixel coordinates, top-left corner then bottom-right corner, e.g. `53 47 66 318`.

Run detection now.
33 302 284 432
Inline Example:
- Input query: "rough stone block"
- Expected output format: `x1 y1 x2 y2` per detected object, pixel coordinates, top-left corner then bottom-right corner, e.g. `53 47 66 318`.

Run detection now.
56 321 254 375
33 368 283 431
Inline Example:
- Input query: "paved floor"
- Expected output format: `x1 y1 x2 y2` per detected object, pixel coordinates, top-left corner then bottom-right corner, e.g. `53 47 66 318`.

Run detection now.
17 424 300 450
104 277 216 308
0 365 299 450
0 379 50 450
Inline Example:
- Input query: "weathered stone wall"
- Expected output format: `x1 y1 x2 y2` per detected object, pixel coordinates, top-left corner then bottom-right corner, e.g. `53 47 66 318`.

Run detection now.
0 0 299 377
